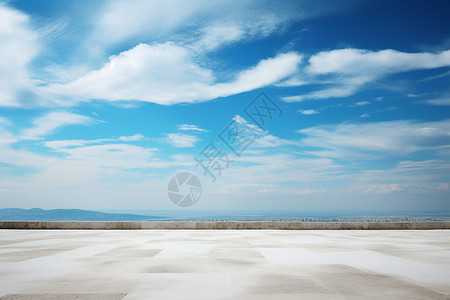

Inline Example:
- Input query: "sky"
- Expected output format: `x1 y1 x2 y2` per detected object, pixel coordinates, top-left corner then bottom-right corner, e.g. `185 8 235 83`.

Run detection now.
0 0 449 213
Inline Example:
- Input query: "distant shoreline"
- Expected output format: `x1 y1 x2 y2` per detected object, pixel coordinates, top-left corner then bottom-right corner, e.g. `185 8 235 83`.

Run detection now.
1 208 449 222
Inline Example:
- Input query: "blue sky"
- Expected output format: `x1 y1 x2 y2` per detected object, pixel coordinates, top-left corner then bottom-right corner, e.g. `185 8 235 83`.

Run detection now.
0 0 449 212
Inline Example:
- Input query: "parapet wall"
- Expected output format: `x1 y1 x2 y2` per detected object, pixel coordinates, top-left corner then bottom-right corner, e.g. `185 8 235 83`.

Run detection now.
1 221 450 230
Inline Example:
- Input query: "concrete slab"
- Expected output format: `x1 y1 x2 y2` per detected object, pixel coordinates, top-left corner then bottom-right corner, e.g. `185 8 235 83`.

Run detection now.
0 230 449 299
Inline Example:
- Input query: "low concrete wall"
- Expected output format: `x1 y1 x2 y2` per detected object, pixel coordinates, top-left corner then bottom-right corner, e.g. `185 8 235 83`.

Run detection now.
1 221 449 230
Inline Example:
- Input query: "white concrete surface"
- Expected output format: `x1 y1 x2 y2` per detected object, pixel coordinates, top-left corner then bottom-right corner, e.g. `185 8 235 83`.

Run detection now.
0 230 449 299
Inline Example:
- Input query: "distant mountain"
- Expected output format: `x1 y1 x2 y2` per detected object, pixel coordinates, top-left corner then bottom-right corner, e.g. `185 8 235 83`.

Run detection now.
0 208 166 221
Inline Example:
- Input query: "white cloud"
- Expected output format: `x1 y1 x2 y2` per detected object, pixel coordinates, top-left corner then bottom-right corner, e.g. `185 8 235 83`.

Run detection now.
44 139 91 149
45 43 213 105
0 137 198 210
423 98 450 106
298 119 450 157
21 112 93 140
1 124 57 168
232 114 264 135
358 160 450 183
252 134 299 148
0 117 10 126
307 49 450 75
220 153 342 185
0 5 39 107
2 2 421 109
118 134 144 141
212 183 325 195
0 145 57 169
407 93 424 98
274 77 308 87
215 52 301 95
88 0 336 55
90 0 227 53
364 184 405 194
166 133 199 148
283 49 450 102
362 183 449 194
437 183 449 191
44 43 301 105
0 1 364 108
419 70 450 82
351 101 370 107
231 115 298 148
177 124 207 132
57 143 157 169
283 76 372 102
44 134 144 149
190 23 245 52
298 109 318 115
0 126 18 146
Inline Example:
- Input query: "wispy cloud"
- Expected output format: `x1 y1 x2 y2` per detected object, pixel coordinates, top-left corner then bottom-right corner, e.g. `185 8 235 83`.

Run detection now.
298 109 319 115
359 160 450 183
351 101 370 107
423 98 450 106
298 119 450 157
177 124 207 132
44 134 144 149
0 117 10 126
21 112 93 140
232 115 299 148
118 134 144 141
54 143 157 169
88 0 341 55
419 70 450 82
282 49 450 102
166 133 200 148
364 184 406 194
0 5 39 107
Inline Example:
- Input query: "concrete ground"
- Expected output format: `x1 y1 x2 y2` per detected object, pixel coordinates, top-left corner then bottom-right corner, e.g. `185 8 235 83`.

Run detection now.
0 230 449 299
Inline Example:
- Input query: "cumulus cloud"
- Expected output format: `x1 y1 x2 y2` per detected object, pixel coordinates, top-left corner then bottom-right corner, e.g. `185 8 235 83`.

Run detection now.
0 1 309 108
0 1 380 108
21 112 93 140
44 43 301 105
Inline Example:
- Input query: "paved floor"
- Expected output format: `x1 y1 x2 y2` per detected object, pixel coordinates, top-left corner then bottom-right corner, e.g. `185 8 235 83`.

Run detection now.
0 230 449 299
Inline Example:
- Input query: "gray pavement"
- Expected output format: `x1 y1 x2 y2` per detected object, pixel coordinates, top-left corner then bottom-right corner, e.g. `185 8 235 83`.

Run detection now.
0 230 449 299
